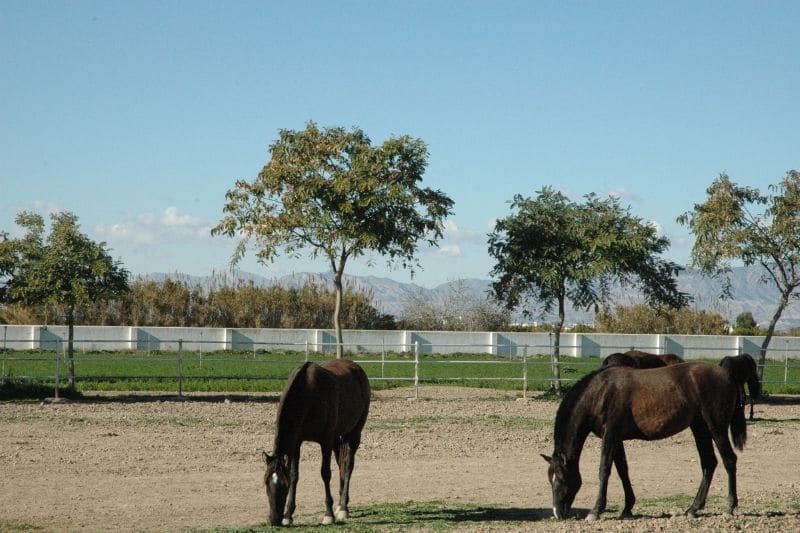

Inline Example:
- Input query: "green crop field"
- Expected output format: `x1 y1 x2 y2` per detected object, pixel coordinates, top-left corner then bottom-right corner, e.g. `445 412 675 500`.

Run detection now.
1 348 799 397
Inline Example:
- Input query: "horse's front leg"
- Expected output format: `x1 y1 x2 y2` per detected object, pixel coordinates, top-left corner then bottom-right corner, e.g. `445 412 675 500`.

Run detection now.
320 443 335 524
613 443 636 518
283 453 300 526
588 433 617 521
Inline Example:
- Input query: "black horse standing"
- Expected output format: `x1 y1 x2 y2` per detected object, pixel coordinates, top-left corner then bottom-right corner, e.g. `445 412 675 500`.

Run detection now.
720 353 761 420
263 359 370 526
542 362 746 520
601 349 684 369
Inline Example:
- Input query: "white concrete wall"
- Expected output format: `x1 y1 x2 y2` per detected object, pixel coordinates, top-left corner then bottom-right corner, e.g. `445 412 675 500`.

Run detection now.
1 324 799 360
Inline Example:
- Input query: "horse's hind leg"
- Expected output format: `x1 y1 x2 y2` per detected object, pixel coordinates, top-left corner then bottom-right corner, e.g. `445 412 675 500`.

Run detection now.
687 423 717 518
613 443 636 518
711 430 738 515
335 431 362 521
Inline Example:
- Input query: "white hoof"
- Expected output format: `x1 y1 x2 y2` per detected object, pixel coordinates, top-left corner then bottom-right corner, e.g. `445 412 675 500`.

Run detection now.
322 515 334 525
281 518 292 526
585 512 598 522
335 507 348 521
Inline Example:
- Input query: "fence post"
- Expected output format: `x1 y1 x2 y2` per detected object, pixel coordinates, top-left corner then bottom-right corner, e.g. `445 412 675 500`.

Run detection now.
414 341 419 400
177 339 184 399
54 343 62 400
523 344 529 400
786 340 790 384
305 340 309 362
381 338 386 379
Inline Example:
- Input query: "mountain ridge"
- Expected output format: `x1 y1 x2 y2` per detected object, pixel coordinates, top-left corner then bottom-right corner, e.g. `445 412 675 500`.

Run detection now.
142 265 800 330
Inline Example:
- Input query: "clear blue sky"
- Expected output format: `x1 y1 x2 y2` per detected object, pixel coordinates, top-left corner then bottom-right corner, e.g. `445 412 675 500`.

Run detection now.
2 1 798 288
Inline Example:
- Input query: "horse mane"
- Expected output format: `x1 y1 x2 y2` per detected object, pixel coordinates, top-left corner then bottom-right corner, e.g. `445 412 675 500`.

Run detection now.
274 362 315 452
553 368 606 450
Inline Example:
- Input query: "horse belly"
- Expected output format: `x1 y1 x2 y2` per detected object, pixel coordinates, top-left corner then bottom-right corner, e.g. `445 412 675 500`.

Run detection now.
629 404 692 440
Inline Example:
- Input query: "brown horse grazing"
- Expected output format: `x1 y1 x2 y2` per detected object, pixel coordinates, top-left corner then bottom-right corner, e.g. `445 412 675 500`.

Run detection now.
541 362 746 521
720 353 761 420
263 359 370 526
601 349 684 369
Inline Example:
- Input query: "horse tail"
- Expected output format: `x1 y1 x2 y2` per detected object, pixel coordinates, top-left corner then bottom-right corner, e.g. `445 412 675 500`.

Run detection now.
730 394 747 450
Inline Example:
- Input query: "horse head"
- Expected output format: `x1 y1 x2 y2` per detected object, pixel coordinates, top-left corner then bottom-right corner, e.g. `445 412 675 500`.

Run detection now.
263 451 291 526
742 353 762 399
541 452 581 519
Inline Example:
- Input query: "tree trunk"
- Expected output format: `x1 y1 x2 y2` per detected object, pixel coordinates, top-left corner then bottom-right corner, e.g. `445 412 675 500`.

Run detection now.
758 289 791 380
332 262 345 359
551 296 565 395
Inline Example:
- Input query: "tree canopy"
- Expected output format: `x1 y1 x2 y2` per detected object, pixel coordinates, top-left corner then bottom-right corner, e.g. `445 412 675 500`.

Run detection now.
678 170 800 377
0 211 129 387
488 187 689 392
212 122 453 356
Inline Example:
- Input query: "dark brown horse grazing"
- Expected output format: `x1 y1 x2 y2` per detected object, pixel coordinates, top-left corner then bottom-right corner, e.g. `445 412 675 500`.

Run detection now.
720 353 761 420
263 359 370 526
541 362 746 521
601 349 684 369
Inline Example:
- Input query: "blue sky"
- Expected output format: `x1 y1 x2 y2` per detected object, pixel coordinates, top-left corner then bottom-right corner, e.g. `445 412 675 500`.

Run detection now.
2 1 798 288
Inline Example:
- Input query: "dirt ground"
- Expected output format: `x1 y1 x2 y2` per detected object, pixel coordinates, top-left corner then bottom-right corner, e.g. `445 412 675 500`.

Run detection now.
1 386 799 532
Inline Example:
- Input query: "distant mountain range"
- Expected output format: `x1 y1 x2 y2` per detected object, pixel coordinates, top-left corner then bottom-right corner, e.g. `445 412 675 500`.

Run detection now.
144 264 800 330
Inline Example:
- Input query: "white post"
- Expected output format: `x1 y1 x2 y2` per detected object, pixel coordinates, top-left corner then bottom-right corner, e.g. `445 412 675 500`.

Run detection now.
177 339 184 399
414 341 419 400
522 344 529 400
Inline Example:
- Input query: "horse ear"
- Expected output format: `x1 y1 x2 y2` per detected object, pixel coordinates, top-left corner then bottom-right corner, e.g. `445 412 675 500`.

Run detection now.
540 454 552 463
262 451 272 464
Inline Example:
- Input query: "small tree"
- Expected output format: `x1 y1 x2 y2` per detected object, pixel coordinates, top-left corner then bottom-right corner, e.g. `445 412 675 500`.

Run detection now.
678 171 800 379
212 122 453 357
732 312 761 336
0 211 129 388
398 279 510 331
488 188 689 393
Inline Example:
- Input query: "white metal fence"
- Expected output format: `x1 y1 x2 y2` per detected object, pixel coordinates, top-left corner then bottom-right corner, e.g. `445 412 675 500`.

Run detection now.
2 324 799 360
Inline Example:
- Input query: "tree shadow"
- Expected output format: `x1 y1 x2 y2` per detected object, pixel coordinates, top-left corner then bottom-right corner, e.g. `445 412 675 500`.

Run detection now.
76 392 281 404
408 505 553 523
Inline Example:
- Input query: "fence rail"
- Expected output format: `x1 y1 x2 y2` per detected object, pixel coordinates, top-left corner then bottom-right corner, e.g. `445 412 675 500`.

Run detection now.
2 338 799 398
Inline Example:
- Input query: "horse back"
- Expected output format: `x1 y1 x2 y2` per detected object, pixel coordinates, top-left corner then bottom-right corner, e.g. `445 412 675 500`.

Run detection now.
277 360 370 447
590 362 736 440
321 358 371 432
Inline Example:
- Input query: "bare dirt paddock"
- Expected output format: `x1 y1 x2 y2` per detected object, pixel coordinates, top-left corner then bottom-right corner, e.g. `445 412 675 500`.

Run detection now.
2 387 799 532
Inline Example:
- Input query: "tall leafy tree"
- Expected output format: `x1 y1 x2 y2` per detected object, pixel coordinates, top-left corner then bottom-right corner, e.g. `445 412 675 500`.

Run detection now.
0 211 129 388
488 187 689 392
212 122 453 357
677 171 800 378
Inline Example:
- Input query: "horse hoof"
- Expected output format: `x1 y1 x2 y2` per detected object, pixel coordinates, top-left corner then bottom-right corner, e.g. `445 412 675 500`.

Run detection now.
281 518 293 526
322 515 334 525
685 511 697 519
335 508 348 521
585 512 598 522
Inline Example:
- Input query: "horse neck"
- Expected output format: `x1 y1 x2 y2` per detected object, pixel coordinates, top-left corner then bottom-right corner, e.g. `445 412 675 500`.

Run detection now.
553 391 593 464
273 372 309 456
